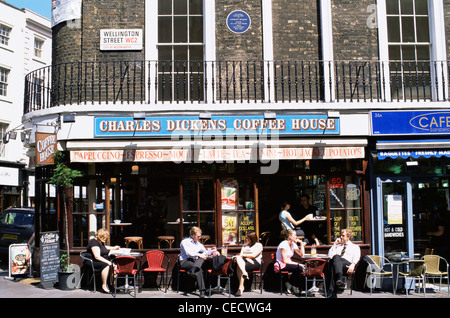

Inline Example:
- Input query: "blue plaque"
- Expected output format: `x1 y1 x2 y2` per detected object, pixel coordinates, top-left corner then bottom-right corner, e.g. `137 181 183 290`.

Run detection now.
227 10 251 34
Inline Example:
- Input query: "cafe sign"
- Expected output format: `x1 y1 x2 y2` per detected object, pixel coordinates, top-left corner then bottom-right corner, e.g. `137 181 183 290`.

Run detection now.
36 133 57 165
94 114 340 137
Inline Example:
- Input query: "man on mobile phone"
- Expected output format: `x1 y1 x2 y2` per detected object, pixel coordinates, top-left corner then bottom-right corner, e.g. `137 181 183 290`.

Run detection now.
326 228 361 298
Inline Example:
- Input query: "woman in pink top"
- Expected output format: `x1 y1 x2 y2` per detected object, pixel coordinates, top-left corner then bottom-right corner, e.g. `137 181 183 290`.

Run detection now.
275 229 306 294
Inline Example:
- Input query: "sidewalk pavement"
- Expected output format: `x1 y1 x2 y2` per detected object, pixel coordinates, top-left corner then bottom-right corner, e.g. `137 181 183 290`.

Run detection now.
1 261 448 299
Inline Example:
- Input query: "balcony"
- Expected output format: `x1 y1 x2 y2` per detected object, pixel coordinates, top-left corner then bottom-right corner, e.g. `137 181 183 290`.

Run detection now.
24 60 450 114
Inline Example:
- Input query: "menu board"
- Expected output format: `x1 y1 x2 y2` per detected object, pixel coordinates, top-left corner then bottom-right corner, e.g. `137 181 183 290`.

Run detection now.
39 232 60 288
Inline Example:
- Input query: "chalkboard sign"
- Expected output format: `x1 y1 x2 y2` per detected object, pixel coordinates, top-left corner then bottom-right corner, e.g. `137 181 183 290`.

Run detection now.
39 232 60 288
226 10 251 34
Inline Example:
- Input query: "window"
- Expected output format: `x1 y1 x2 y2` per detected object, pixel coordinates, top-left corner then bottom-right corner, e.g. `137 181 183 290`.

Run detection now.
34 38 44 58
0 67 9 97
0 24 11 46
386 0 431 100
158 0 204 102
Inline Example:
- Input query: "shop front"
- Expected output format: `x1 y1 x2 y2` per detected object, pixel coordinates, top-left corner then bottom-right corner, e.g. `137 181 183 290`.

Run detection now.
371 110 450 261
33 112 371 252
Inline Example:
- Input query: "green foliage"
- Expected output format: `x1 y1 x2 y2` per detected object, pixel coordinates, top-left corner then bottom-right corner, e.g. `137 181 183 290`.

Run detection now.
47 151 83 189
60 253 70 272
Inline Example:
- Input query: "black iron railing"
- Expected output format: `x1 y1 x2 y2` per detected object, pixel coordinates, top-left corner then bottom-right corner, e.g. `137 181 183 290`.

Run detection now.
24 60 450 114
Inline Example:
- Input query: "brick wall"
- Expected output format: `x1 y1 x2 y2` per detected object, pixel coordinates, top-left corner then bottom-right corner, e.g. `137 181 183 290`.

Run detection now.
272 0 320 61
331 0 379 61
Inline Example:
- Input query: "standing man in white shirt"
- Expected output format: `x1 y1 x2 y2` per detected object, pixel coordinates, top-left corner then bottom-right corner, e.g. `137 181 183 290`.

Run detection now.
326 228 361 297
179 226 207 298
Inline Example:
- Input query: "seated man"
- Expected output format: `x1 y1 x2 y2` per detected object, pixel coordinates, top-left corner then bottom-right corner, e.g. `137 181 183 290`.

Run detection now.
326 228 360 297
179 226 207 298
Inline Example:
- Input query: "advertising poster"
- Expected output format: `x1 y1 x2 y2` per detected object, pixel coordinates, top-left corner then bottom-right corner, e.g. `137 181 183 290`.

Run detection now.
8 244 31 277
222 214 237 244
221 180 237 211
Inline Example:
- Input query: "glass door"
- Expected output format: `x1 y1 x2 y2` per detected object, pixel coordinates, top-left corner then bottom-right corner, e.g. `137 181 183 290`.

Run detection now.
376 177 414 258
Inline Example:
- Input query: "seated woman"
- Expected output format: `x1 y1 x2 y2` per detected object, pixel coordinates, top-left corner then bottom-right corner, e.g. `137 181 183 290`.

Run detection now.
85 228 120 293
275 228 306 294
233 232 263 296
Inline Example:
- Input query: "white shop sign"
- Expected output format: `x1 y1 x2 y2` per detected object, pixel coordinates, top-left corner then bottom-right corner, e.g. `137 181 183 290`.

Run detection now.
70 146 365 163
100 29 143 51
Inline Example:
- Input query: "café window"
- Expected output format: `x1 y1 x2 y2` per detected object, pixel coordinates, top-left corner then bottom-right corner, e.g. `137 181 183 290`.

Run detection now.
157 0 204 101
329 176 363 242
181 178 215 243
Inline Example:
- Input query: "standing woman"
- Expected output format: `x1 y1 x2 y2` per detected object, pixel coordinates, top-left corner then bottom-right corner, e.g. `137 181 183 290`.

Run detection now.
85 228 120 293
275 229 306 294
279 201 311 243
233 232 263 296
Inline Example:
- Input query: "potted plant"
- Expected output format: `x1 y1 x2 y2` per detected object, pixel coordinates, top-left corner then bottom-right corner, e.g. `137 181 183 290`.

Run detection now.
47 151 83 290
57 253 81 290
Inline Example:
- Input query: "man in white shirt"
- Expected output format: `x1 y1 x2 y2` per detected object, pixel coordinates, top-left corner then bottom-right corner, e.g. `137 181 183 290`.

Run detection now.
327 228 361 297
179 226 207 297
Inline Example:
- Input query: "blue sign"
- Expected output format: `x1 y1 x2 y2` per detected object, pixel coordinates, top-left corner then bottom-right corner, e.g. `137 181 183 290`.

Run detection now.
378 150 450 160
227 10 251 34
372 111 450 135
94 114 340 138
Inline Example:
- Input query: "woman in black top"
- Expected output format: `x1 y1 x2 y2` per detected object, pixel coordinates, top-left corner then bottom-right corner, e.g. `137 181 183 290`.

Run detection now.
85 228 120 293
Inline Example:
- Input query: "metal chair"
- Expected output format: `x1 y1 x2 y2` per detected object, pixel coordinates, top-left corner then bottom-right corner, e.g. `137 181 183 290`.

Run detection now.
303 258 327 298
422 255 449 295
79 251 104 292
396 259 426 297
272 253 292 295
143 250 170 293
250 259 264 294
259 232 271 246
365 255 396 295
114 256 138 298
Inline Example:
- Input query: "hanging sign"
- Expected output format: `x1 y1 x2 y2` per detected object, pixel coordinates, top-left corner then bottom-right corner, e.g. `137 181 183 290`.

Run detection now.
227 10 251 34
36 132 57 165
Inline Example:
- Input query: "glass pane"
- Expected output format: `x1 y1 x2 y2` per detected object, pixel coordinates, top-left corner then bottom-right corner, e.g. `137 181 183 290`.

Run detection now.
402 45 416 60
330 210 345 241
387 17 400 42
189 16 203 43
158 17 172 43
329 178 345 209
190 0 203 14
416 17 429 42
401 17 415 42
388 45 401 60
174 0 187 15
415 0 428 15
400 0 414 14
416 45 430 60
382 182 408 255
158 46 172 61
347 209 362 241
174 17 188 43
238 211 255 244
386 0 399 14
200 213 215 243
189 45 204 61
199 179 214 210
182 179 197 211
158 0 172 15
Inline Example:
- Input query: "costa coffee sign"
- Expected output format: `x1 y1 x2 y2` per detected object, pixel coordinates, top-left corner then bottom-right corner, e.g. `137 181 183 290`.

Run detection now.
36 133 57 165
